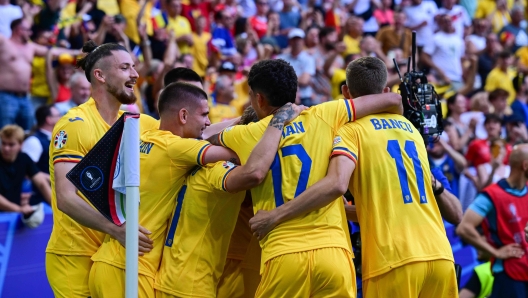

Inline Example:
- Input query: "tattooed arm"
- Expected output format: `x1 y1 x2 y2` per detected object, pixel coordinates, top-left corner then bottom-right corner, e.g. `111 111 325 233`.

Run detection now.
222 103 306 193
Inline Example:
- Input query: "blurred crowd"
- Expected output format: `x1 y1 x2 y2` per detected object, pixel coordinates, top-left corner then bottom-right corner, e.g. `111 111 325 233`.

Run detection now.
2 0 528 294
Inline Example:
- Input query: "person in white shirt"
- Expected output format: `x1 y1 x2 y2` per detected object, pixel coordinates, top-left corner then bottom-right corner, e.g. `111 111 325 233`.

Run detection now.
403 0 438 48
437 0 471 39
422 14 466 90
54 72 91 116
0 0 22 37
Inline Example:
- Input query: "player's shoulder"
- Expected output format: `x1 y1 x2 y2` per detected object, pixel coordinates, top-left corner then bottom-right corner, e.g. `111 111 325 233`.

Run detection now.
139 113 160 131
56 100 95 129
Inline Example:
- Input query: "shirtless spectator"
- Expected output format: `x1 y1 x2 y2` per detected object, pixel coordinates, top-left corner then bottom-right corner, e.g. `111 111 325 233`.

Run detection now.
0 18 79 131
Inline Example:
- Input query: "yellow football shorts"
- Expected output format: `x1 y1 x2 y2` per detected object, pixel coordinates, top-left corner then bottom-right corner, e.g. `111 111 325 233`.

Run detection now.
217 258 245 298
255 247 356 298
363 259 458 298
88 261 155 298
46 253 92 298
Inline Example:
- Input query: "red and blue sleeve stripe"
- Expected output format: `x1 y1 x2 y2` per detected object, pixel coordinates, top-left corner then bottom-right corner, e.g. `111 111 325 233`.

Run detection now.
221 166 238 192
331 146 357 164
53 154 83 164
196 144 212 166
344 99 356 122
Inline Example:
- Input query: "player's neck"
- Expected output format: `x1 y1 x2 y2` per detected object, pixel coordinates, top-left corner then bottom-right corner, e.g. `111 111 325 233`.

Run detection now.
91 89 123 126
159 120 184 137
506 171 527 190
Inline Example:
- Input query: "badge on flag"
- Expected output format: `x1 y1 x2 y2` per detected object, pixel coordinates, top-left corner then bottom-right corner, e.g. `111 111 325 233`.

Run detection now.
66 113 140 226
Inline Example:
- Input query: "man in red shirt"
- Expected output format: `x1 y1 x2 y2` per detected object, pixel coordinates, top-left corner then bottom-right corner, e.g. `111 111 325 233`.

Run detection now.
466 113 511 168
249 0 269 39
182 0 212 32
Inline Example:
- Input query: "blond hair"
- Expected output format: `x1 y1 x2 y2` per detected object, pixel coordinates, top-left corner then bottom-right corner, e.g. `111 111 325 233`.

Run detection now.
0 125 25 143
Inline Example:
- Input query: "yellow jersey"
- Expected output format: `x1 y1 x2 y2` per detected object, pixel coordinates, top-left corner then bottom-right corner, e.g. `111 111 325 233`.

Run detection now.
331 68 347 100
46 98 159 256
191 32 212 77
226 201 254 261
91 130 212 278
167 15 192 54
154 162 245 297
209 101 241 124
217 99 356 270
331 114 454 280
484 67 516 105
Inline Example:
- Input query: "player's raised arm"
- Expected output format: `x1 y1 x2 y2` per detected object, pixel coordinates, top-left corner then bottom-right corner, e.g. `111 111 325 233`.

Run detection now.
223 103 306 193
349 87 403 119
250 154 355 239
54 162 153 254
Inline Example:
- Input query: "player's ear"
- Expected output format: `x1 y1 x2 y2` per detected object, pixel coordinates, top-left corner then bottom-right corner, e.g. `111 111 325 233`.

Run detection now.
93 68 105 84
256 93 265 109
179 108 188 124
383 87 390 93
342 84 352 99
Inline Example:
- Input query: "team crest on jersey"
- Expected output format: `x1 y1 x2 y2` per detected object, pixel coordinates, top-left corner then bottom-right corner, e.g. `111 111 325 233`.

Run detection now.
54 131 68 149
333 136 342 145
222 161 236 169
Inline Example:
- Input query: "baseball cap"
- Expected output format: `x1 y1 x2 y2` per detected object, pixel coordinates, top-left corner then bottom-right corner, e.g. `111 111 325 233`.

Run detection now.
288 28 305 39
219 61 237 73
21 203 45 229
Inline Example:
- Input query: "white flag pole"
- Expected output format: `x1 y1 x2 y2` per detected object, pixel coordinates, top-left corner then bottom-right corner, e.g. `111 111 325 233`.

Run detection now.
124 114 140 298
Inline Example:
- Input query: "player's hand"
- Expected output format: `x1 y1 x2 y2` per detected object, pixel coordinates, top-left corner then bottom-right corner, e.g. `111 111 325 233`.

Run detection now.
494 243 525 259
249 210 278 241
114 224 153 255
275 103 308 126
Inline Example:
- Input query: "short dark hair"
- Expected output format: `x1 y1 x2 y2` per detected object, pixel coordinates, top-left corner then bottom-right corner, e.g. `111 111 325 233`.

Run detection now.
247 59 297 107
318 26 335 40
163 67 203 87
35 105 54 127
498 51 511 59
484 113 503 125
513 73 525 92
10 18 23 31
158 82 209 115
488 88 509 102
76 40 128 83
346 56 387 97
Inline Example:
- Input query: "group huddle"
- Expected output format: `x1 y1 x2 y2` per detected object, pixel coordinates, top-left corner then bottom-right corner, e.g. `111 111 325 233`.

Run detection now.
45 41 458 298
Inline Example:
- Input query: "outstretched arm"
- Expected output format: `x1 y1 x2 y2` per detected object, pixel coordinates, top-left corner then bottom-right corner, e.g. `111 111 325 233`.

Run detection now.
249 155 355 239
351 89 403 119
224 103 306 193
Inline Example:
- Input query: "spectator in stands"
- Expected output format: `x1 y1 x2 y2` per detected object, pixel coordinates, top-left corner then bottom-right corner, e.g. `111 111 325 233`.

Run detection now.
373 0 394 28
511 73 528 127
249 0 269 39
166 0 193 55
0 18 79 131
460 92 491 140
466 113 512 169
505 114 528 146
0 0 23 37
478 33 502 86
467 18 491 55
438 0 471 39
29 27 55 110
428 135 468 198
22 105 59 205
191 15 212 78
0 125 51 212
403 0 437 52
209 75 239 123
343 16 363 56
476 138 511 191
489 88 511 119
45 53 76 104
422 14 466 90
457 144 528 298
499 6 527 53
278 28 316 106
54 72 91 116
278 0 301 35
181 0 212 32
210 9 237 59
485 51 516 105
376 9 412 58
445 93 475 152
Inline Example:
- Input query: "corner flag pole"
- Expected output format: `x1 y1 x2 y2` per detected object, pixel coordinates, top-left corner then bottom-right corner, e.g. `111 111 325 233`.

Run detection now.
124 114 140 298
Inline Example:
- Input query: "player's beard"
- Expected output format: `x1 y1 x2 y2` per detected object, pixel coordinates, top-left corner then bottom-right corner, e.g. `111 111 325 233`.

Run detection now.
107 83 137 105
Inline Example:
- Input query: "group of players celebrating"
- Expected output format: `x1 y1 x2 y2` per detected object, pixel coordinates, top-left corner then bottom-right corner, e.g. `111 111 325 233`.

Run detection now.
45 40 459 298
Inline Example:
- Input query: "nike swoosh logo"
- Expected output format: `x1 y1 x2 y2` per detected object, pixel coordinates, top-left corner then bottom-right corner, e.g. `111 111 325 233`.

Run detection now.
68 117 84 122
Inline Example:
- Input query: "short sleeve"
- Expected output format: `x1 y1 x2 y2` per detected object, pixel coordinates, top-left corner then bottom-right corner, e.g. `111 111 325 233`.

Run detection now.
331 124 358 164
22 153 40 178
208 161 239 192
468 193 494 218
139 114 159 132
217 120 267 163
316 99 356 129
51 118 89 164
167 138 212 167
